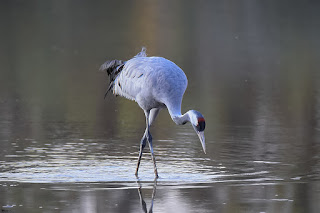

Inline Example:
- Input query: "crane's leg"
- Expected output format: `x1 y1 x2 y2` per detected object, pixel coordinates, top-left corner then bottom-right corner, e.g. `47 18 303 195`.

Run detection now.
135 109 152 177
149 108 160 126
135 133 147 176
136 110 159 178
147 131 158 178
145 110 159 178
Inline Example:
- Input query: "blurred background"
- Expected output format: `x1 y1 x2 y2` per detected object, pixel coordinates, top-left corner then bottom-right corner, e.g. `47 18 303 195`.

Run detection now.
1 0 320 138
1 0 319 138
1 1 320 212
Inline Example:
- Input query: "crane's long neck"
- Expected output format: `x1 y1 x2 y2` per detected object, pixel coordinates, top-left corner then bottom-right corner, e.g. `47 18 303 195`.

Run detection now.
168 106 191 125
172 112 190 125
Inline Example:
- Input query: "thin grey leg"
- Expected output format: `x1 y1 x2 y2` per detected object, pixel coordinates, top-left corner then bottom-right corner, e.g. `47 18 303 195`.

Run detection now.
149 108 160 126
136 110 159 178
147 131 158 178
135 133 147 176
145 110 159 178
136 110 151 177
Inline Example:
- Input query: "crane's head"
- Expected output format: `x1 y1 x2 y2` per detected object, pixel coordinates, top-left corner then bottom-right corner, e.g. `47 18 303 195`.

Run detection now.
188 110 206 154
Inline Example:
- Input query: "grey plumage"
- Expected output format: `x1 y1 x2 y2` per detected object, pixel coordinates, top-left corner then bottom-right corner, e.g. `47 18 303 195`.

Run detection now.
101 47 206 177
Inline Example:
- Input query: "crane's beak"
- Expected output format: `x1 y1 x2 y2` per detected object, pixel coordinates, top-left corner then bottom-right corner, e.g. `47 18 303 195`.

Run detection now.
197 131 206 154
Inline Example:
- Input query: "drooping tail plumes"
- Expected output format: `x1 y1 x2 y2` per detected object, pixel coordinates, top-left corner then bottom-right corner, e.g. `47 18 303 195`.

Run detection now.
100 59 125 98
100 47 147 98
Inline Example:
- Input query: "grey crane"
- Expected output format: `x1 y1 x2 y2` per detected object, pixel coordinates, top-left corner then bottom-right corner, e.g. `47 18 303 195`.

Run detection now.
100 48 206 177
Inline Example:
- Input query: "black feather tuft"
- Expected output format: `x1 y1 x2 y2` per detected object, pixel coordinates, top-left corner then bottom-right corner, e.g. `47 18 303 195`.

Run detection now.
100 47 147 98
100 60 125 98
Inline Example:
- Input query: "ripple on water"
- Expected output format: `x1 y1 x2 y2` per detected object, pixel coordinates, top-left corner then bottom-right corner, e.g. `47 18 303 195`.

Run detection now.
0 156 286 186
0 138 291 185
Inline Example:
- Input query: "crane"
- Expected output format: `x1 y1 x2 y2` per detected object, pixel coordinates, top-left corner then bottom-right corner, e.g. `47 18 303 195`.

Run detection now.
100 47 206 177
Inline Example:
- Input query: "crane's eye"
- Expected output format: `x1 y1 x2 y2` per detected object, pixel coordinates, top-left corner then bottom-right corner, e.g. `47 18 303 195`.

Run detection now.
196 118 205 131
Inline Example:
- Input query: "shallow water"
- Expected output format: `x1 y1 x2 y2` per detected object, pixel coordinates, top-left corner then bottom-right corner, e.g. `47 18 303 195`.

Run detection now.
1 1 320 213
1 123 320 213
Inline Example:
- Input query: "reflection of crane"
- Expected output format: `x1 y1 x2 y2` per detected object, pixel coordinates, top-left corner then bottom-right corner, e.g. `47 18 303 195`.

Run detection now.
137 178 157 213
100 48 206 177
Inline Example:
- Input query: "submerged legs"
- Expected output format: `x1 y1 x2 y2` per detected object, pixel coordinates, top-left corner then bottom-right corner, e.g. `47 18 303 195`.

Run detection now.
135 110 159 178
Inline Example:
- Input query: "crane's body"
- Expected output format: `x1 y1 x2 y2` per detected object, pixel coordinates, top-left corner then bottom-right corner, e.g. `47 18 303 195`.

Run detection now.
100 48 206 177
114 56 187 121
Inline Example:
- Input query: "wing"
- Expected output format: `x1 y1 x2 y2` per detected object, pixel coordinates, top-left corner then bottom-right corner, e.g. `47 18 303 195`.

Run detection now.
112 57 151 101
